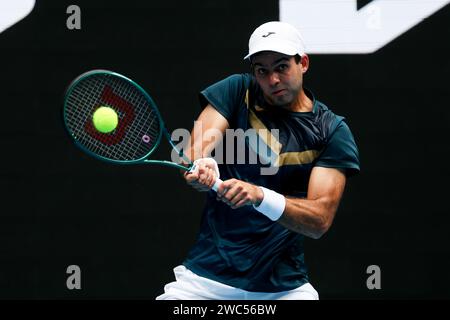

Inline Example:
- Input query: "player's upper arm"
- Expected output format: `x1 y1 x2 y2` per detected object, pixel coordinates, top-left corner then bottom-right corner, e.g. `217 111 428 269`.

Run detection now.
306 166 347 229
197 104 230 131
188 104 230 160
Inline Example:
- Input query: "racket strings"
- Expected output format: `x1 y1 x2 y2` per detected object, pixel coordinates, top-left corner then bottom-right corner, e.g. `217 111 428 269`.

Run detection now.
65 73 161 161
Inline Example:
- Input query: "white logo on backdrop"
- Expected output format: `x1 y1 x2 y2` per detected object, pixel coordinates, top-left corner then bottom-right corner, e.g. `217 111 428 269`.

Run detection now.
0 0 35 34
280 0 450 53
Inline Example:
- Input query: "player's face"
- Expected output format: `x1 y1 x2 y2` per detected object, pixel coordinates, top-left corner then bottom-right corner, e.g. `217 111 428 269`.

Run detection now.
252 51 308 108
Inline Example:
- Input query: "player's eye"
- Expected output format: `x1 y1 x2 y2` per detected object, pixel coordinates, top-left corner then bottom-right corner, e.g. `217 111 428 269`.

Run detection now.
276 64 289 73
256 68 268 76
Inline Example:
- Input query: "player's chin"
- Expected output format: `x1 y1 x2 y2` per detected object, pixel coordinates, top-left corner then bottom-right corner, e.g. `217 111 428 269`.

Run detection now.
272 95 292 107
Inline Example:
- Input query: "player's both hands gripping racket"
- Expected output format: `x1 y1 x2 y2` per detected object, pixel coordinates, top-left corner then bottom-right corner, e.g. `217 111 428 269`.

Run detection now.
63 69 222 191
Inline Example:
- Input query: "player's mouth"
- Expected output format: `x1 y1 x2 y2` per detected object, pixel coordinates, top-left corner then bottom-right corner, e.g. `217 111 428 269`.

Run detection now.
272 89 287 96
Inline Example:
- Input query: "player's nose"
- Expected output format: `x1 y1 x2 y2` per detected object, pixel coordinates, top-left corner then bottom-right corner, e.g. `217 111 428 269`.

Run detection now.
268 72 280 86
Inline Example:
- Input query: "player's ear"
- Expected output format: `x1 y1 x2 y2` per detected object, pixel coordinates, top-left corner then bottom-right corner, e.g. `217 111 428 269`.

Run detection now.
300 54 309 73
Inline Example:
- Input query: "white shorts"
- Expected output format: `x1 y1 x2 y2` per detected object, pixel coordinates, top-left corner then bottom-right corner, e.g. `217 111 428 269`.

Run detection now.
156 265 319 300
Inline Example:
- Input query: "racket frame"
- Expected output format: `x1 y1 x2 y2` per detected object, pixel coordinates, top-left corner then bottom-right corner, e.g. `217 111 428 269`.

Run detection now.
63 69 192 171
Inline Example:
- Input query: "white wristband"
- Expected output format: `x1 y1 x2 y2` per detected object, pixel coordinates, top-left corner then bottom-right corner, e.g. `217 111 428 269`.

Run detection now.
253 187 286 221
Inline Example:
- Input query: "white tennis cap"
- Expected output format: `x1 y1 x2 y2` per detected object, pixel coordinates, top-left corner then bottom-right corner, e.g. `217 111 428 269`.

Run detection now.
244 21 306 60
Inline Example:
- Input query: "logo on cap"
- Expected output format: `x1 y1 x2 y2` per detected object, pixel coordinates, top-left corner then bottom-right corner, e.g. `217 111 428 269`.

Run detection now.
262 32 276 38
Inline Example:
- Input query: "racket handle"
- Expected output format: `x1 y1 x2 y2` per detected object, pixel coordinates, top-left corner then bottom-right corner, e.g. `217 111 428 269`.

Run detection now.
212 178 223 192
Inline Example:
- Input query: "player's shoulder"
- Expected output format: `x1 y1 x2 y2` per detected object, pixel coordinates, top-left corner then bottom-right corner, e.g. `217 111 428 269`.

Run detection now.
313 99 348 138
220 73 253 86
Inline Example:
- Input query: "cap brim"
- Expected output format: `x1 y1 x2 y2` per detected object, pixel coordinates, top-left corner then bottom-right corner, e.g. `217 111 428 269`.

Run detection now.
243 42 301 60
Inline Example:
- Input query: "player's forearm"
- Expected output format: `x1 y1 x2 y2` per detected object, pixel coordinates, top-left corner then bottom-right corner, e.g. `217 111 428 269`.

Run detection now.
184 128 206 163
277 197 337 239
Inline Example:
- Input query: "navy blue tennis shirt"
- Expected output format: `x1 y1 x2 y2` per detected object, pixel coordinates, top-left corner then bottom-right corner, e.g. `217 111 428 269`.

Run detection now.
183 73 360 292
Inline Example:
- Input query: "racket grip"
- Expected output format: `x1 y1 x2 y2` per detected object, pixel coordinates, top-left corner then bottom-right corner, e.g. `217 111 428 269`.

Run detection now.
212 178 223 192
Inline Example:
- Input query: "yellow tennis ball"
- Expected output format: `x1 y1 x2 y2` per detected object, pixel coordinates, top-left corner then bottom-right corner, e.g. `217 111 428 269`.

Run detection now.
92 106 118 133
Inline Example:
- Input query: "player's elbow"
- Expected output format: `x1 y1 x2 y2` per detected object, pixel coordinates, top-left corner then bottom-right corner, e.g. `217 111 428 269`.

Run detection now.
310 224 330 239
309 199 339 239
310 215 333 239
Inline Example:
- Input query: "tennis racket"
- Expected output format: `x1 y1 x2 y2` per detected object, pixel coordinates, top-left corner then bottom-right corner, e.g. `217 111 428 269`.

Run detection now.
63 69 222 191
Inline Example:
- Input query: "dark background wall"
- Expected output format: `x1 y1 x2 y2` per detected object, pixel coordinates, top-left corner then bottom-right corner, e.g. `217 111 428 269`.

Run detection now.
0 0 449 299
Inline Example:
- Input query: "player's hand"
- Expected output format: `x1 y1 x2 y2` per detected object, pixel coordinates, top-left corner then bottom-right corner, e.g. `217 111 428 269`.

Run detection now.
216 179 264 209
184 158 219 192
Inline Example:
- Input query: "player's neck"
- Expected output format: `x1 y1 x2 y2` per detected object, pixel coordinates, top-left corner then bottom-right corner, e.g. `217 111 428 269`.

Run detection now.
288 89 313 113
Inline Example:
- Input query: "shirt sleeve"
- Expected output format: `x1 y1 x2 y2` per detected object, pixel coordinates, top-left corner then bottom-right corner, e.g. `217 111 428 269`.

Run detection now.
315 120 360 177
199 74 250 123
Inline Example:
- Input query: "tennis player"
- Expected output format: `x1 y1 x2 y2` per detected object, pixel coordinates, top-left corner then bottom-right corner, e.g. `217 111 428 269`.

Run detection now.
156 21 360 300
